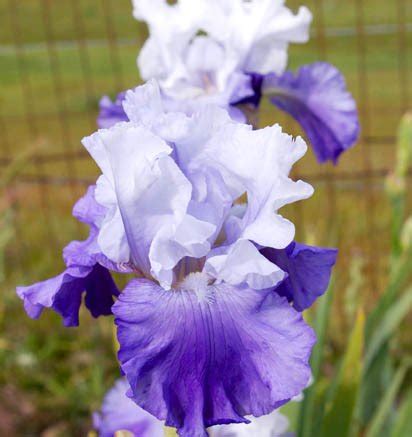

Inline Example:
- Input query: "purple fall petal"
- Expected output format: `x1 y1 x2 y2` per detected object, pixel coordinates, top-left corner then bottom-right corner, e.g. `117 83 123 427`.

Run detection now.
16 264 118 327
17 186 119 326
97 92 129 129
113 278 315 437
262 242 338 311
263 62 360 163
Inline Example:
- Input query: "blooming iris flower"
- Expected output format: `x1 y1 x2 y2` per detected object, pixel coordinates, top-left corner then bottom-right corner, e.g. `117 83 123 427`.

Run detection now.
94 378 294 437
16 80 340 436
123 0 359 163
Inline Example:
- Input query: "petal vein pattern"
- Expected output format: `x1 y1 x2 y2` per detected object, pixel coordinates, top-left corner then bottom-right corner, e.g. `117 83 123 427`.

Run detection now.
113 279 315 437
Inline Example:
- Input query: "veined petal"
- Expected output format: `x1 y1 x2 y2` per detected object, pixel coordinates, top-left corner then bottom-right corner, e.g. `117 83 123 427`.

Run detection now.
262 242 338 311
17 264 118 327
113 279 315 437
263 62 360 163
93 378 164 437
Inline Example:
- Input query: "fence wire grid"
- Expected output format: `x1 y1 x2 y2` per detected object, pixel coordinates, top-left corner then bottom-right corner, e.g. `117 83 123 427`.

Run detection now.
1 0 411 302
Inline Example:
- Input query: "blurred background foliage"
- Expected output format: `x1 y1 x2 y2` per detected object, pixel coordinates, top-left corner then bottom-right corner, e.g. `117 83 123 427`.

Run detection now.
0 0 411 435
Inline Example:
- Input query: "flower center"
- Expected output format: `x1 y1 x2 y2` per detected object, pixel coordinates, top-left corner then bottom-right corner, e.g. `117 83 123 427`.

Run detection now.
177 271 215 303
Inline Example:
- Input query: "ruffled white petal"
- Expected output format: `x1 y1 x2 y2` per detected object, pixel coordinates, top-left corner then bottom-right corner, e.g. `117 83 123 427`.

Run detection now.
198 122 313 287
134 0 206 85
199 0 312 75
82 121 217 289
205 240 285 290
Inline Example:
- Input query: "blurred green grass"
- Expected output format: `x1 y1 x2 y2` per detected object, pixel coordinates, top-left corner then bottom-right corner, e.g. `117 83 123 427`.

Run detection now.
0 0 411 435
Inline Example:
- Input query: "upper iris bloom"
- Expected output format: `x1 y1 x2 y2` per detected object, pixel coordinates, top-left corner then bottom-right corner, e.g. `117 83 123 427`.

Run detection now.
132 0 311 121
128 0 359 163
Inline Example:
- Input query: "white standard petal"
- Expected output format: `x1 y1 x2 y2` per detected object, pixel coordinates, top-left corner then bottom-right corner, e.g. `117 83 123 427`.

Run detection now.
98 205 130 264
123 79 164 125
83 124 172 270
134 0 206 85
205 240 285 290
201 0 312 76
199 123 313 249
84 122 216 288
123 80 191 143
244 5 312 74
150 213 215 289
196 121 312 288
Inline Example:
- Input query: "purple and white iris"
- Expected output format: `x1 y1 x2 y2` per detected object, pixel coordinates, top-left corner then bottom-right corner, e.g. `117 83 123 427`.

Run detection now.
17 80 337 436
118 0 359 163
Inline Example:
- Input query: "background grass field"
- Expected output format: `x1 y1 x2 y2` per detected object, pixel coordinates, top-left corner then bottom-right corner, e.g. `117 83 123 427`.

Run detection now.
0 0 411 435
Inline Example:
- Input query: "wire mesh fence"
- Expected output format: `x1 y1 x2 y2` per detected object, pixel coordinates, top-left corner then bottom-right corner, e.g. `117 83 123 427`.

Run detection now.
1 0 411 301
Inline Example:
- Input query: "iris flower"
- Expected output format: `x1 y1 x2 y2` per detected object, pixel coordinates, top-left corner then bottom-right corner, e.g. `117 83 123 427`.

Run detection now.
122 0 359 163
17 81 339 436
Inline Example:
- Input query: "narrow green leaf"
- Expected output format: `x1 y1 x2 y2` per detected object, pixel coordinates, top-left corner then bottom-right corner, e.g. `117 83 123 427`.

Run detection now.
297 282 334 437
365 287 412 372
366 361 411 437
319 310 365 437
391 389 412 437
366 249 412 340
354 343 394 432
